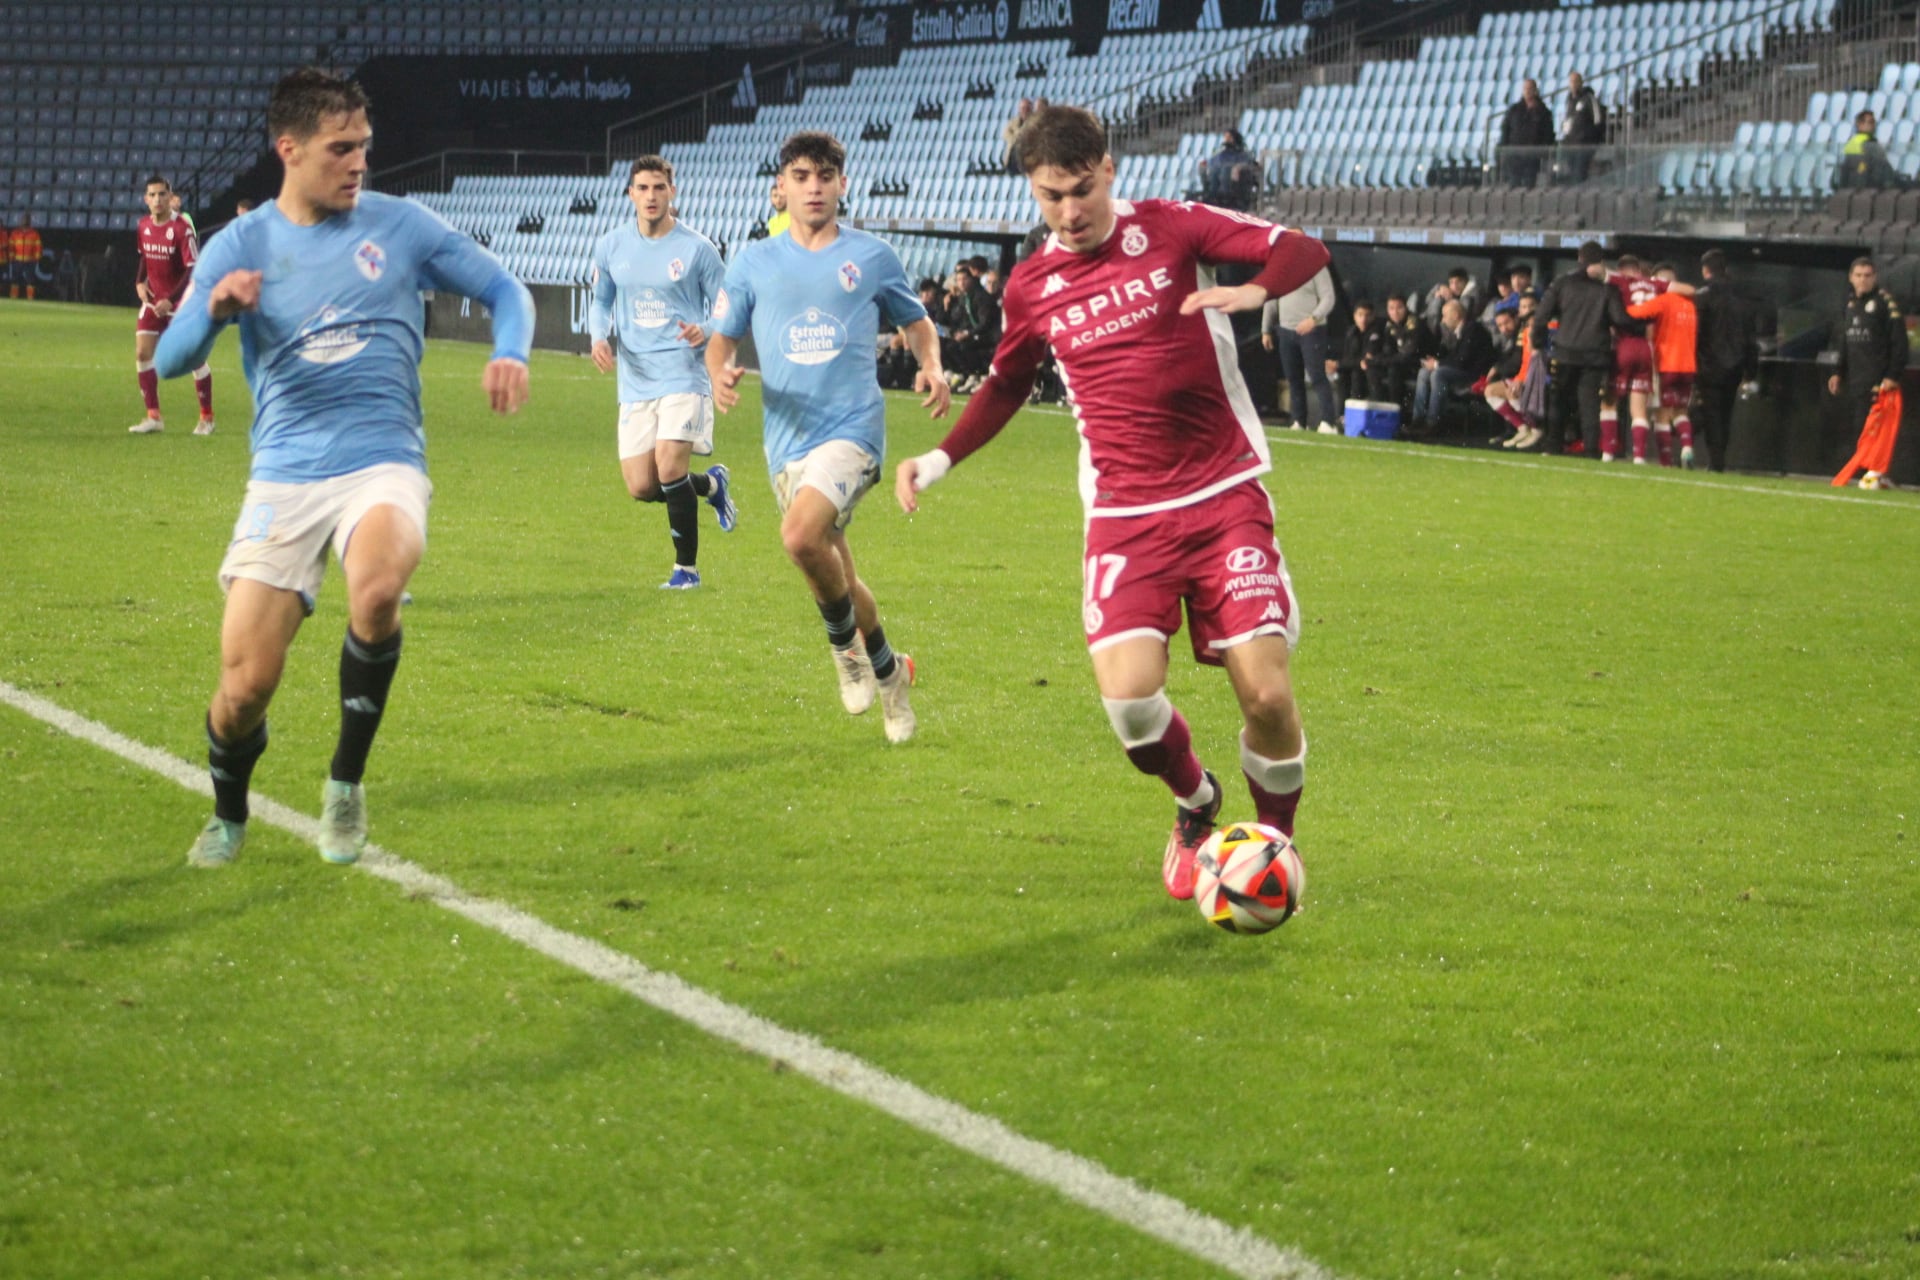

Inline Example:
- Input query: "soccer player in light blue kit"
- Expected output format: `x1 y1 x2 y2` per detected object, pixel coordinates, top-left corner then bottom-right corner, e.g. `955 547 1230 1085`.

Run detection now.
705 131 948 743
589 154 735 590
155 68 534 868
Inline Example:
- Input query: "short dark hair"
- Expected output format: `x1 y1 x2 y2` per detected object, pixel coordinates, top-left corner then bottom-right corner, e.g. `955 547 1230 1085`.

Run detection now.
144 174 170 192
1852 255 1877 271
1015 104 1107 175
1447 267 1470 284
629 155 674 184
969 254 989 274
1617 253 1643 272
268 68 370 143
1510 264 1533 279
917 277 941 293
1352 299 1373 311
1700 249 1727 276
1856 109 1876 128
1577 240 1605 266
777 131 845 174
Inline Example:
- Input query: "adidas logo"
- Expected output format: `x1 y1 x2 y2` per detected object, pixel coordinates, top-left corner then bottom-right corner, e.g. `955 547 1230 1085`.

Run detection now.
1041 272 1067 298
342 696 383 714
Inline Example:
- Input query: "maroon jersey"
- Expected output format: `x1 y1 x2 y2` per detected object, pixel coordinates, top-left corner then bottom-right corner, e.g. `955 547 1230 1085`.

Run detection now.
990 199 1284 518
137 214 198 306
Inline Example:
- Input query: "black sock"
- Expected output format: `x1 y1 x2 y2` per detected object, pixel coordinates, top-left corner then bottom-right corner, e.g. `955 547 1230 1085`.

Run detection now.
689 470 713 498
864 624 899 681
662 475 699 567
331 626 402 785
208 715 268 825
817 593 858 650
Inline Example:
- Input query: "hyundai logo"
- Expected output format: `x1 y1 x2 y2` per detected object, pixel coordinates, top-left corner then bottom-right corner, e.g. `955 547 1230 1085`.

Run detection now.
1225 546 1268 573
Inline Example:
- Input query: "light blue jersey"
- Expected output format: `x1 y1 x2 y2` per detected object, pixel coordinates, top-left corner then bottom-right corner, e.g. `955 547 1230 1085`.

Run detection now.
712 225 925 475
155 191 533 484
588 219 723 403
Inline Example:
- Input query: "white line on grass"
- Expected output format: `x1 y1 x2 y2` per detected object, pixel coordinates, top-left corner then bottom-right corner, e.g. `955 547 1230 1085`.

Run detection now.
0 678 1337 1280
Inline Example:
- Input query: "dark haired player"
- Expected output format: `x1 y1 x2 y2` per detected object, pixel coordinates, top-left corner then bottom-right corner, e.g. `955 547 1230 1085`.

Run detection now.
130 174 217 434
896 105 1330 900
156 68 533 867
705 131 948 744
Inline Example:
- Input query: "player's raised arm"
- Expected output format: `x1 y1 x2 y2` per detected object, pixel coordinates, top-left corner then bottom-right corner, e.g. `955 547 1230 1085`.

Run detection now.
1179 225 1330 317
154 226 256 378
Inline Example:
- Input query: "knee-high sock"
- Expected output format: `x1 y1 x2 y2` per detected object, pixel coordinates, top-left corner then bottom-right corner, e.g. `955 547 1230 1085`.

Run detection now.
1241 732 1306 837
662 474 698 568
208 715 268 825
332 627 402 785
137 360 160 415
1105 692 1206 800
1599 409 1619 456
194 364 213 416
1630 420 1650 461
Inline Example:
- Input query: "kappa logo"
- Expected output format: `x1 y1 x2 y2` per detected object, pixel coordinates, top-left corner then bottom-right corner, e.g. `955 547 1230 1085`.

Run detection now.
1121 224 1149 257
1041 272 1067 298
354 240 387 282
1261 600 1289 623
1225 546 1268 573
668 257 686 282
839 260 862 292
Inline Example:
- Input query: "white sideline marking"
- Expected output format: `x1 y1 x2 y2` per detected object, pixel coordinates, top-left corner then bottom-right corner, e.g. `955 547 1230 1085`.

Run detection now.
0 679 1337 1280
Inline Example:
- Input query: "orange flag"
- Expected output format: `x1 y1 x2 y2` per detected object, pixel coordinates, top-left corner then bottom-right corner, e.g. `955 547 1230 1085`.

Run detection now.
1834 387 1902 486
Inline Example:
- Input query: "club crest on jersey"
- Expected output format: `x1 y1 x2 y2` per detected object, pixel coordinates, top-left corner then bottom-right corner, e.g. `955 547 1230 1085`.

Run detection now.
354 240 386 281
164 225 175 241
712 288 731 320
1121 224 1148 257
1041 272 1067 298
839 260 862 292
668 257 686 282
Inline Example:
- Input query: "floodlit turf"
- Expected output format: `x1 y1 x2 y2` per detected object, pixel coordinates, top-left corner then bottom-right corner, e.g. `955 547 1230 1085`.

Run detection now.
4 298 1918 1280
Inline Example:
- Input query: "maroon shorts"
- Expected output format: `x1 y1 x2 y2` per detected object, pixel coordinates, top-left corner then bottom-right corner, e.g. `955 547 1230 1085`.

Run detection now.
136 302 172 335
1612 337 1653 399
1658 373 1695 411
1081 480 1300 668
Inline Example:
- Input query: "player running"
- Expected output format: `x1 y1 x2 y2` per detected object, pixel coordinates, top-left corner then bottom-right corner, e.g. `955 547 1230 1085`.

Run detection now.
704 130 948 743
131 174 216 435
589 155 735 590
894 105 1330 899
155 68 533 868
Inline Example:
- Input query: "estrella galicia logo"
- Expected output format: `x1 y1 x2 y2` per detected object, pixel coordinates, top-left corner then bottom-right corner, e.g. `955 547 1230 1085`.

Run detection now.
294 305 372 365
632 287 670 328
995 0 1010 39
838 260 862 293
354 240 386 281
781 307 848 366
1225 546 1268 573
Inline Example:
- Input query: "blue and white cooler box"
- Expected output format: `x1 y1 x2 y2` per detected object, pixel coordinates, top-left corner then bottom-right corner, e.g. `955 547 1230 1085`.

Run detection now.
1344 399 1400 439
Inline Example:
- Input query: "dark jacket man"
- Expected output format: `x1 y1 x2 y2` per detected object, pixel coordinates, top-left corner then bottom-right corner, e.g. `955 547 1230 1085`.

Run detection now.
1437 313 1494 377
1532 243 1642 453
1829 262 1907 396
1690 250 1762 471
1833 111 1908 190
1375 299 1429 400
1499 80 1555 186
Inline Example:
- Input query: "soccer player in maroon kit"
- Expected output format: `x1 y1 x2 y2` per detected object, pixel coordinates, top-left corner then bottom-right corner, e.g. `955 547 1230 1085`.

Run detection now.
895 106 1330 901
130 175 216 435
1600 253 1664 462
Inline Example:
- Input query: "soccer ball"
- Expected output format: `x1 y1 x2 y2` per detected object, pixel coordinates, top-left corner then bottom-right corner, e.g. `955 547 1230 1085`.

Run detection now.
1194 822 1305 935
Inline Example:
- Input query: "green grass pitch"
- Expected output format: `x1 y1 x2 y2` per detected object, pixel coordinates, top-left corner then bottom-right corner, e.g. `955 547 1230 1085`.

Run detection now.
3 298 1918 1279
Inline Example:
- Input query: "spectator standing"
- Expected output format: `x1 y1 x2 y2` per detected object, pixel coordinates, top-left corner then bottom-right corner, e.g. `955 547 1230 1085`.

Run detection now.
1200 128 1259 211
1690 248 1760 472
1499 79 1555 187
1531 242 1641 454
1002 98 1035 175
1826 256 1907 486
9 213 42 299
1262 266 1339 433
1833 110 1908 190
1559 72 1605 184
1410 299 1492 437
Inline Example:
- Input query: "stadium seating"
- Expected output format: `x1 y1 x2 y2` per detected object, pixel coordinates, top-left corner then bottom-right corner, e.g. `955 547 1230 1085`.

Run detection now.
4 0 833 234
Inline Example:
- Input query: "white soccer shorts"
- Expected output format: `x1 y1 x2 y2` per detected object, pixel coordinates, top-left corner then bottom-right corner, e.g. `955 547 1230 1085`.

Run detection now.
617 394 715 460
217 462 432 613
772 439 881 531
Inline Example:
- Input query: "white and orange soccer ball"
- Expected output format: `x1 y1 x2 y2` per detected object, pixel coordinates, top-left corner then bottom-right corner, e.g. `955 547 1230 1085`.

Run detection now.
1194 822 1305 935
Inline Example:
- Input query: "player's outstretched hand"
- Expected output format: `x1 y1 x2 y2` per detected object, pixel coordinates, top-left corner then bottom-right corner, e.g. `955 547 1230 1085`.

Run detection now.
712 362 745 413
895 459 924 513
677 321 707 348
484 357 529 415
208 269 264 321
590 339 615 374
1179 282 1268 317
917 367 952 418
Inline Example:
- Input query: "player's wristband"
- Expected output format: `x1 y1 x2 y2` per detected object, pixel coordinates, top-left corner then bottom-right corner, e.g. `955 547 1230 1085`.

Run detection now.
911 448 952 491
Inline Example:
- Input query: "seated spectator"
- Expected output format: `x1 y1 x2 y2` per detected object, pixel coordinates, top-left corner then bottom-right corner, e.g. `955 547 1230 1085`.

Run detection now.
1410 300 1492 437
1481 280 1514 327
1493 265 1537 316
1200 129 1259 211
881 278 944 390
1335 299 1379 399
1833 110 1909 189
942 263 1000 391
1423 267 1479 328
1499 79 1555 187
1375 294 1430 407
1481 309 1534 444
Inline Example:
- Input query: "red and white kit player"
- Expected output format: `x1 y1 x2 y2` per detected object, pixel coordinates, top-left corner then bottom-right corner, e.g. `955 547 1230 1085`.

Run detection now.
130 174 215 434
896 105 1330 901
1600 253 1664 461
